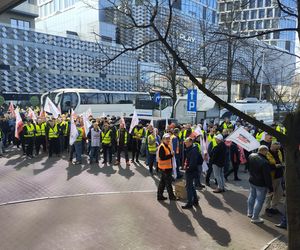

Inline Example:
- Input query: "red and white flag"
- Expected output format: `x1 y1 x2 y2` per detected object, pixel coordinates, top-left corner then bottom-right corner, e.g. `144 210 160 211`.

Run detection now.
14 108 23 139
28 107 37 122
129 110 139 133
8 102 15 117
69 109 79 146
39 107 46 118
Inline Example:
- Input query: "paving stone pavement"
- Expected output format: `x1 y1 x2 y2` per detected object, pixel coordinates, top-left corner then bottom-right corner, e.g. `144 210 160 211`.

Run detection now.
0 147 287 250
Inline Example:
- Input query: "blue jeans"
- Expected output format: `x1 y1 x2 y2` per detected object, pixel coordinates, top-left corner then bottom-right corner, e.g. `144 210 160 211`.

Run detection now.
212 164 225 190
186 171 198 205
247 183 267 219
89 146 100 163
74 141 82 162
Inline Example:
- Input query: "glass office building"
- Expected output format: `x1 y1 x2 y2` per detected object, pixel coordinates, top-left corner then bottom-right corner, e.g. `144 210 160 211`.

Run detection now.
218 0 297 54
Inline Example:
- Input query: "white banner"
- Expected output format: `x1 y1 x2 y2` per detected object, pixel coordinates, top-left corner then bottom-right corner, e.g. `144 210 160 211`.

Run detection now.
69 109 79 145
129 110 139 133
44 97 61 118
225 126 260 152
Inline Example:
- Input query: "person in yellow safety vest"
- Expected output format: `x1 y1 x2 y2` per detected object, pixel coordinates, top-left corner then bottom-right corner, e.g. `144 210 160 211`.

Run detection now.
256 129 264 142
157 133 177 201
46 118 60 157
221 117 234 130
193 135 206 189
101 122 113 164
276 124 286 135
131 122 144 163
34 118 46 155
205 127 218 186
71 118 83 164
145 124 153 166
23 119 35 158
265 142 284 215
147 129 160 175
172 128 183 179
59 114 70 152
115 122 130 166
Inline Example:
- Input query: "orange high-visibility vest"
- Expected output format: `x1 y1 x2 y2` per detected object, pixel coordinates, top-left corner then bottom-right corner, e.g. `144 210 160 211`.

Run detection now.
157 143 172 170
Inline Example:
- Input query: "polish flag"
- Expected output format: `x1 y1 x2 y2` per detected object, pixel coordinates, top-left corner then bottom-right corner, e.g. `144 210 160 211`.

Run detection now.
15 108 24 139
8 102 15 117
28 107 37 122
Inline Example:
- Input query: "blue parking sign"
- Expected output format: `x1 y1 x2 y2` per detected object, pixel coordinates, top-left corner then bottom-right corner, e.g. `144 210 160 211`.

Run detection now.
187 89 197 112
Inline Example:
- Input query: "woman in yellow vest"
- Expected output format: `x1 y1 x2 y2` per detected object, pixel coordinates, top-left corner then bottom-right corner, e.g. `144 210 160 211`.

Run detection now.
157 134 177 201
101 122 113 164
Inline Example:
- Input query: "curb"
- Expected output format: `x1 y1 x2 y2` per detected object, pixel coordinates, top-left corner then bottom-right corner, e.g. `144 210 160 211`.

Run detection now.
0 190 157 207
261 235 283 250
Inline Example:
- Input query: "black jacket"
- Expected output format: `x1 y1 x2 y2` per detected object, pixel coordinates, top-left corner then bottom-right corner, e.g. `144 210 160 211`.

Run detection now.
230 142 240 165
185 145 203 173
248 153 273 192
210 141 227 167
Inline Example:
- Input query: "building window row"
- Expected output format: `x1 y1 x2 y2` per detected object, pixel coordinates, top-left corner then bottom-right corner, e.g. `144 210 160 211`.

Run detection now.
10 19 30 30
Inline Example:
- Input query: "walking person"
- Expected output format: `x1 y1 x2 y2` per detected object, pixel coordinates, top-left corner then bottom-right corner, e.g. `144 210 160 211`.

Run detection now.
115 122 130 167
88 121 101 164
181 137 203 209
101 122 113 164
157 134 177 201
247 145 273 224
225 142 241 181
210 134 227 193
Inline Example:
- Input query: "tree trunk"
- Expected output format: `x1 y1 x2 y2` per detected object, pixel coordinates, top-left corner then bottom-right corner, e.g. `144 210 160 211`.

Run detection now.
284 109 300 249
227 40 232 103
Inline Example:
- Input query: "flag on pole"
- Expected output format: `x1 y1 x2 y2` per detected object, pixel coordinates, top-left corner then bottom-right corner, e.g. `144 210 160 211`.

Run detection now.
203 119 207 132
44 97 61 118
82 111 92 136
14 108 23 139
165 116 168 131
8 102 15 117
225 126 260 152
28 107 37 122
129 110 139 133
69 109 79 145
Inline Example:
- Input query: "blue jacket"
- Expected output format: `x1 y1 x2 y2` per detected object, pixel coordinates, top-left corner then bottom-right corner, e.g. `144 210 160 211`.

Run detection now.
185 145 203 173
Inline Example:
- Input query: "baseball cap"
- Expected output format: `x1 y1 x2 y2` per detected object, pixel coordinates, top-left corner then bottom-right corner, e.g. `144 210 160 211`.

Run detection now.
162 133 171 139
214 134 223 141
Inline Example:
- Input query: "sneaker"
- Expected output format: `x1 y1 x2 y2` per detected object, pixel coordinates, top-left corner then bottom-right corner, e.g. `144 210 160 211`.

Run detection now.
247 214 253 218
251 218 264 224
182 204 193 209
213 188 223 193
275 223 287 229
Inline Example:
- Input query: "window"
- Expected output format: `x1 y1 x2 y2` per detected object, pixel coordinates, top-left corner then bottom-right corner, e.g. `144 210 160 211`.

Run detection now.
256 20 263 29
227 2 233 11
212 11 216 23
265 0 271 7
275 8 281 17
241 0 248 9
219 3 225 12
264 19 271 29
273 31 280 39
248 21 254 30
270 41 277 46
10 19 30 30
235 11 241 20
203 6 207 20
126 94 137 104
241 22 247 31
234 1 240 10
243 11 249 20
257 0 263 7
220 13 226 22
111 93 127 104
80 93 98 104
251 10 257 19
267 8 273 17
285 41 291 51
258 9 265 18
61 92 78 112
249 0 255 8
265 33 271 39
272 20 278 28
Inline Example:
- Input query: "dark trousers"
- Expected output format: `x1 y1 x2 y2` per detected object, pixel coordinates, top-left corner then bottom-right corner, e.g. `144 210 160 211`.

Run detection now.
35 136 46 155
102 144 112 163
206 162 213 184
225 163 240 180
25 137 34 156
69 145 75 161
90 146 100 163
117 145 129 162
131 139 141 161
148 153 156 173
186 171 198 205
64 136 69 151
157 169 175 198
48 138 59 157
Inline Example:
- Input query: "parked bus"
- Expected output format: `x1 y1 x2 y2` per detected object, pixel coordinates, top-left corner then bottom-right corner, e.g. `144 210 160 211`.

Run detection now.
41 88 155 117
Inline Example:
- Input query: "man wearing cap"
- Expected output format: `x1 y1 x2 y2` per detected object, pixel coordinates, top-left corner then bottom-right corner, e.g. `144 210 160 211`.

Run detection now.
131 122 144 163
210 134 227 193
157 133 177 201
23 119 35 158
247 145 273 224
182 137 203 209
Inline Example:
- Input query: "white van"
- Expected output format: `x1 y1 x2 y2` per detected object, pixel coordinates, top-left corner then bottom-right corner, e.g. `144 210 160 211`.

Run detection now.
220 100 274 125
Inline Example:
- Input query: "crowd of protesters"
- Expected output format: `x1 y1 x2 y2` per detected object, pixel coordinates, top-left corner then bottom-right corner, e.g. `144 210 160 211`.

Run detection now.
0 105 288 228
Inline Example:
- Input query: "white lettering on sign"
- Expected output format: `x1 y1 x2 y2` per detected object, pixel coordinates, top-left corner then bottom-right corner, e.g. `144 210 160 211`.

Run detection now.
188 102 195 110
179 33 196 43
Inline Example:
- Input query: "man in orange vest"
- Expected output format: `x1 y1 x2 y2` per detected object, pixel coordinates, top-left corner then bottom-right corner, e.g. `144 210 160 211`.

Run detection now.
157 133 177 201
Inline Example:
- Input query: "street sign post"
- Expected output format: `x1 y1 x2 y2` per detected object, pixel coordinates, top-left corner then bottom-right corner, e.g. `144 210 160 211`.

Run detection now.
187 89 197 117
